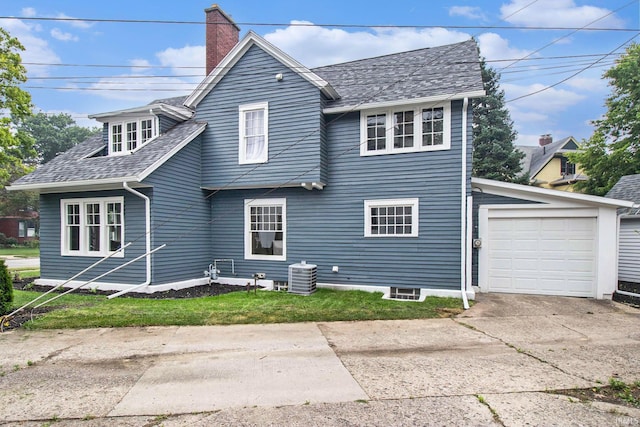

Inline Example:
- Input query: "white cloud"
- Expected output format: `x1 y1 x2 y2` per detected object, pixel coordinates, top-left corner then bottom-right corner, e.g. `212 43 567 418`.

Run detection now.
504 82 585 112
55 13 94 29
0 18 61 77
21 7 37 18
264 21 471 67
500 0 625 28
40 109 100 129
79 46 206 103
156 45 205 71
449 6 487 21
477 32 531 62
50 28 78 42
564 76 609 92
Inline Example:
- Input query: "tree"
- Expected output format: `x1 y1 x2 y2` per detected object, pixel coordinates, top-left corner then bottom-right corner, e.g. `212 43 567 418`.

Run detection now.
0 28 34 188
472 57 526 183
19 112 100 164
570 43 640 196
0 259 13 316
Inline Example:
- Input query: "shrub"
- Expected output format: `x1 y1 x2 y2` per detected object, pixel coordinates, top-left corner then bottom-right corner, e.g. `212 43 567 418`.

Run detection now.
0 260 13 315
0 233 6 246
4 237 18 247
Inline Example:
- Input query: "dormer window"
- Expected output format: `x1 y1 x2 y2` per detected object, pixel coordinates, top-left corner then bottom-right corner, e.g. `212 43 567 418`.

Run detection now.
109 117 157 155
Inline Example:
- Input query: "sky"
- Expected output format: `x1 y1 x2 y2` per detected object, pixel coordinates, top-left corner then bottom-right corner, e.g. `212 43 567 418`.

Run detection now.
0 0 638 146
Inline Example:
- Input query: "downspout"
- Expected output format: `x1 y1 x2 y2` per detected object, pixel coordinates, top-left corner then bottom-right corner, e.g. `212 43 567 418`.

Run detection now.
460 98 470 310
123 182 152 290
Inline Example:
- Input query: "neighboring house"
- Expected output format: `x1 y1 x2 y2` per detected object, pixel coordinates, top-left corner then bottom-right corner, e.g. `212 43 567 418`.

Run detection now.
7 6 633 301
518 134 586 191
0 212 39 244
606 174 640 303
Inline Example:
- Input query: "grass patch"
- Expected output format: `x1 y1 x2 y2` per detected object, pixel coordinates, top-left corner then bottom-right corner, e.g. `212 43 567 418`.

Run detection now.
0 247 40 258
12 288 465 329
8 267 40 280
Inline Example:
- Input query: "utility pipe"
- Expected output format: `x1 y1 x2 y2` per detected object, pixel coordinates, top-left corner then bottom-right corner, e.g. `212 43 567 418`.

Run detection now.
460 97 470 310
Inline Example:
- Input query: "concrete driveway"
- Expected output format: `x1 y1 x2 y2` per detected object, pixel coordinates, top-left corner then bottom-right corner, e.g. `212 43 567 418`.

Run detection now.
0 294 639 426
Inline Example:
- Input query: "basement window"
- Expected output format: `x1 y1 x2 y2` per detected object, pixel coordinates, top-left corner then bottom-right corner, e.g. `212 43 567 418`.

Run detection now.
389 287 421 301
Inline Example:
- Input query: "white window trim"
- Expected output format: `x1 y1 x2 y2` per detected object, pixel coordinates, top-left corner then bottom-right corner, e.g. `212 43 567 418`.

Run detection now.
60 197 125 257
360 102 451 156
239 102 269 165
108 117 158 156
364 198 419 238
244 198 286 261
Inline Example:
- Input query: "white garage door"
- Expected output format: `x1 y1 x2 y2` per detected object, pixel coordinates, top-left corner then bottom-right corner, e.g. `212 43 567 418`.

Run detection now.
487 217 597 297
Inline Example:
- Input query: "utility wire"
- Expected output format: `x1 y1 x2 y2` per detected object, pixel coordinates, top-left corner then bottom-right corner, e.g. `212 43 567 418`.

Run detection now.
0 15 636 32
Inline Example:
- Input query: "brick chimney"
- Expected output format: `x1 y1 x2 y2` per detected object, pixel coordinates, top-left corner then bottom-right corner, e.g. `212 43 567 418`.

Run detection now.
204 5 240 75
539 134 553 146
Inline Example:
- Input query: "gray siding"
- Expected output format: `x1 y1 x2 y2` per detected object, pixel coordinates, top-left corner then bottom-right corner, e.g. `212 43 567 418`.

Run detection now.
196 44 324 189
210 101 470 291
619 217 640 284
159 115 180 134
144 135 211 285
39 190 147 284
471 190 542 286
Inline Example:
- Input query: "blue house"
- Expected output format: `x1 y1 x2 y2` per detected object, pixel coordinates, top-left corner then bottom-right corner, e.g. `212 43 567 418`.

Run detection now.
9 6 486 301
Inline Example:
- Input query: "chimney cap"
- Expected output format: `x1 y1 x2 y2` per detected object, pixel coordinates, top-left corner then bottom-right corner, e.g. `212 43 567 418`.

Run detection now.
204 4 241 31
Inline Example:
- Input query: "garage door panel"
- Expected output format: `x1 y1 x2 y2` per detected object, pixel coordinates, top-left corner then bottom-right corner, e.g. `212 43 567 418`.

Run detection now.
486 217 596 297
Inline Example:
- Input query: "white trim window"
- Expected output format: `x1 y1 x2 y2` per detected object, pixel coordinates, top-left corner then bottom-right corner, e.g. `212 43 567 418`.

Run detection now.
239 102 269 164
360 102 451 156
245 198 286 261
364 198 419 237
109 117 157 156
61 197 124 257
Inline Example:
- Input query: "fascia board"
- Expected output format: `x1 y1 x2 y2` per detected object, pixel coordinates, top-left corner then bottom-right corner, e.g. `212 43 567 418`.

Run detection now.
322 90 486 114
471 177 635 208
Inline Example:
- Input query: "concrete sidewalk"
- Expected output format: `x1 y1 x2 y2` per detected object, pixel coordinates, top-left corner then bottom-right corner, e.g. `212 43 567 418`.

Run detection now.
0 256 39 269
0 294 639 426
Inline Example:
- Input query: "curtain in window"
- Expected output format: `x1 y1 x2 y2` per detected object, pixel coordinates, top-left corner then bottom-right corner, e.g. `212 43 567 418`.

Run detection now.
245 110 266 161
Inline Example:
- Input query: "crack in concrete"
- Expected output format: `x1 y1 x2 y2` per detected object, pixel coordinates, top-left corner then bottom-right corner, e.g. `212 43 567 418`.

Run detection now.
452 318 594 383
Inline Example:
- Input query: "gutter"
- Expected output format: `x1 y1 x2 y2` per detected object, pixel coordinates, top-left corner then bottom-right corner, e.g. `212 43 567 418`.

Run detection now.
460 97 470 310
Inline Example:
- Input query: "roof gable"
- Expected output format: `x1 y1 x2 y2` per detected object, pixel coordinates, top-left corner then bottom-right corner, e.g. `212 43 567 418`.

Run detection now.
518 136 579 178
185 31 338 108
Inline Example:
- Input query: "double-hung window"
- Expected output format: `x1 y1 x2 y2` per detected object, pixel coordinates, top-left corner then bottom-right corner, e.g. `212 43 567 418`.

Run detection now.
361 102 451 156
239 102 269 164
109 117 156 155
61 197 124 257
364 198 419 237
245 198 286 260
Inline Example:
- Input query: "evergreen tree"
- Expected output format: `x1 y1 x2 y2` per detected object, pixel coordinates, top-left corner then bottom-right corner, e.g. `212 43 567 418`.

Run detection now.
570 43 640 196
472 57 526 183
0 260 13 316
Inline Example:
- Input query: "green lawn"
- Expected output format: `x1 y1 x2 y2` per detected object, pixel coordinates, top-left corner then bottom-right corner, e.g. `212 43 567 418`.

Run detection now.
0 247 40 258
10 288 466 329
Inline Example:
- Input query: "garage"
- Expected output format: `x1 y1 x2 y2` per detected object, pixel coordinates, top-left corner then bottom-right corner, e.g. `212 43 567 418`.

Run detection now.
472 178 634 299
487 215 596 297
618 217 640 284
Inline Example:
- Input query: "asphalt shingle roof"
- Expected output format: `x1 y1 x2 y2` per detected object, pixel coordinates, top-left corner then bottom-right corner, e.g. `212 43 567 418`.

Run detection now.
313 39 483 110
11 120 205 188
607 174 640 215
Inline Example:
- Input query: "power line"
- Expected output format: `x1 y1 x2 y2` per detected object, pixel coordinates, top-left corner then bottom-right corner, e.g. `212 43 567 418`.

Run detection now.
0 15 637 32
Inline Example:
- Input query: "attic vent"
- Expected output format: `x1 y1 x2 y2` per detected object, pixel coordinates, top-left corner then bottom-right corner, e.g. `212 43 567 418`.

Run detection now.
288 262 317 295
390 287 421 301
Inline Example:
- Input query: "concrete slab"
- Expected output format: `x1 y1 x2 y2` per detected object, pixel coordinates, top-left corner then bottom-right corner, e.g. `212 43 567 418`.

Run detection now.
109 323 367 416
318 319 591 399
484 392 640 427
